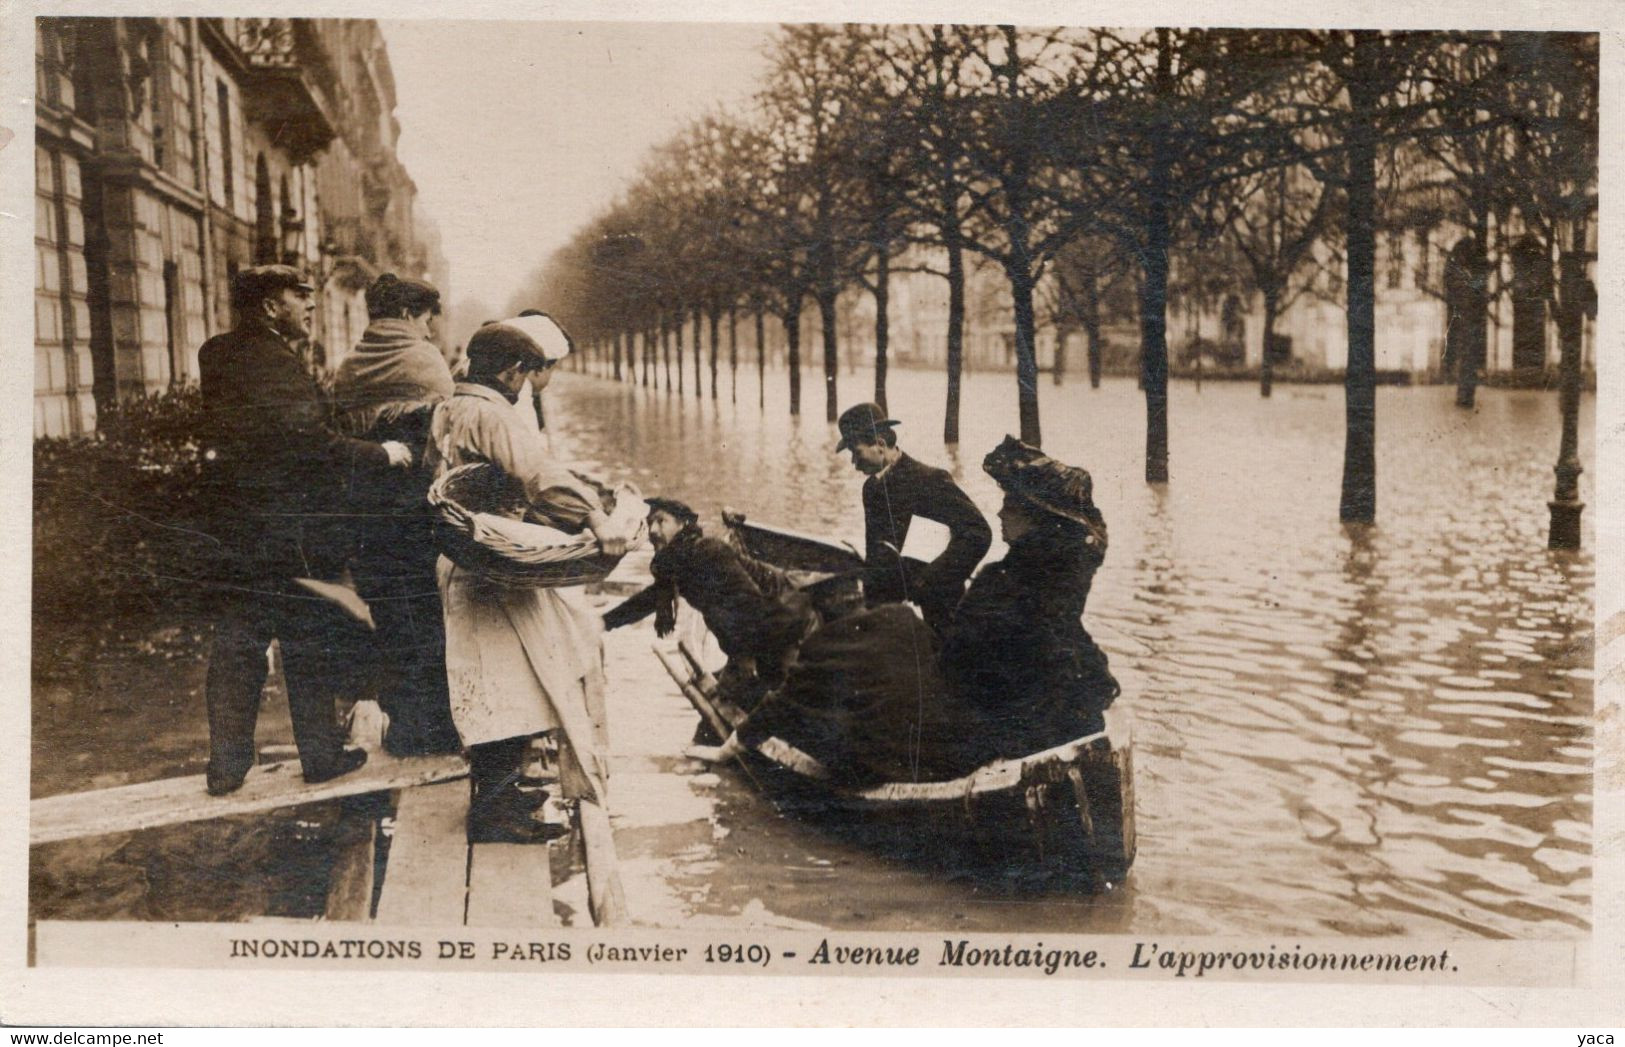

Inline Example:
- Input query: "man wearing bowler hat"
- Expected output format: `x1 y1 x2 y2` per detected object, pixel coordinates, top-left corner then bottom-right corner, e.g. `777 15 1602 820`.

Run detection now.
835 402 991 634
196 265 416 795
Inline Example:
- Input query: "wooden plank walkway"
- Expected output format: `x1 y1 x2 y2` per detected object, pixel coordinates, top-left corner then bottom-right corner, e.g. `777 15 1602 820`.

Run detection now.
30 752 468 846
374 781 472 925
372 776 627 927
466 842 558 927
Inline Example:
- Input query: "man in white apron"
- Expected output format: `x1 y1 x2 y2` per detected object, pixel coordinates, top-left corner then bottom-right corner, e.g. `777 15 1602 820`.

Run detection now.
426 314 626 844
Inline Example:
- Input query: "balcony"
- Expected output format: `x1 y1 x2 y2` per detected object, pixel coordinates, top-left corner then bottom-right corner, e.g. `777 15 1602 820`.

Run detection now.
220 18 338 164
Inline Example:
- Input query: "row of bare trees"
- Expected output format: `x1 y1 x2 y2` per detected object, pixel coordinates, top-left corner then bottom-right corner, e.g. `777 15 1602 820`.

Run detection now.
523 27 1595 531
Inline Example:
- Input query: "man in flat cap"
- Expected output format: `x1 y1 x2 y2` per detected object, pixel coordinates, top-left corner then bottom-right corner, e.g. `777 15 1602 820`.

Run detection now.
835 402 991 634
197 264 416 795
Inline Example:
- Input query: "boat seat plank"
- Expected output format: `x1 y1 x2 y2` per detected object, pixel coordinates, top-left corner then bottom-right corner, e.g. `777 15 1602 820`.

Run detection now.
373 782 471 926
30 754 468 846
466 842 559 927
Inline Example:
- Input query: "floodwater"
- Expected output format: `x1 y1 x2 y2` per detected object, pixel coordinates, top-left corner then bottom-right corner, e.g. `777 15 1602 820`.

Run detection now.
28 364 1593 940
557 365 1594 940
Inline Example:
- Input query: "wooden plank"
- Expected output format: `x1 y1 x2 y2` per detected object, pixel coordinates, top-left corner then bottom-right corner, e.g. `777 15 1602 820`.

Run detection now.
323 810 381 923
576 799 628 927
373 782 471 926
465 842 558 927
30 753 469 846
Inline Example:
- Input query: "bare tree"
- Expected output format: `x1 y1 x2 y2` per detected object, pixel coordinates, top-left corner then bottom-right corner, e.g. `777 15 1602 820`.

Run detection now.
1224 162 1338 396
1499 32 1597 548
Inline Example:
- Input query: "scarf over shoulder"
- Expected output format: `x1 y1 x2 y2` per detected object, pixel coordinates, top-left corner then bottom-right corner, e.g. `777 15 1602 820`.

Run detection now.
334 318 455 435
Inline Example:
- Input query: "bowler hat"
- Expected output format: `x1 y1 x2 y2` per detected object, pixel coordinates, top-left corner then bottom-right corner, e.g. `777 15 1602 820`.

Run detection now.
232 264 314 311
982 435 1099 527
835 402 900 452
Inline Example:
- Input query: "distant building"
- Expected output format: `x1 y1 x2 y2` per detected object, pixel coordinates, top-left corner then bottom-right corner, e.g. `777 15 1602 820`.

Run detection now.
34 16 440 437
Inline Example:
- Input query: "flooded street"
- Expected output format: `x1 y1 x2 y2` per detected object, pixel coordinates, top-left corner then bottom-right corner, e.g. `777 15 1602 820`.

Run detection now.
558 366 1593 940
28 366 1592 940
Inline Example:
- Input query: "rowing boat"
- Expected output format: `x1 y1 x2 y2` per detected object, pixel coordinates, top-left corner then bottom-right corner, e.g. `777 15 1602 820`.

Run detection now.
653 516 1137 887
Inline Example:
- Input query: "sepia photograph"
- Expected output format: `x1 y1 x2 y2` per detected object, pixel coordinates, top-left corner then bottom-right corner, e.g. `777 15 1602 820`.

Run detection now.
12 4 1613 1020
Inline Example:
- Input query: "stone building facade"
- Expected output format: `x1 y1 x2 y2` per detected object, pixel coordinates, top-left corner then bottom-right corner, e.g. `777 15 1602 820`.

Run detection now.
34 16 442 438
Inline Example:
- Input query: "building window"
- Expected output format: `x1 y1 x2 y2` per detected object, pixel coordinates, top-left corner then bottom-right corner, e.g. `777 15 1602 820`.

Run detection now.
163 260 182 384
254 153 275 263
1413 227 1431 288
217 80 233 206
1386 230 1404 290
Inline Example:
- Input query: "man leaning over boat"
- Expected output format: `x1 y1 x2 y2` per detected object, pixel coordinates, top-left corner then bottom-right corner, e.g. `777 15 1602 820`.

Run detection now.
691 437 1119 786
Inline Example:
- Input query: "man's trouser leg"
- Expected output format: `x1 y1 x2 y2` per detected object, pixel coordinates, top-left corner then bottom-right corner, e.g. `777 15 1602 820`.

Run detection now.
276 593 357 779
358 543 460 756
378 587 460 754
205 595 274 792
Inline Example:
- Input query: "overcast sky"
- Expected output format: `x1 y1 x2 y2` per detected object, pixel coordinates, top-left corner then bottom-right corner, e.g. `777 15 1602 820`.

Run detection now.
382 20 774 319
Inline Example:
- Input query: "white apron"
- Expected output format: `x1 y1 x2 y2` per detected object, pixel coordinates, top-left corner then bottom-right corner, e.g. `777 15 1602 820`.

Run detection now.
429 382 612 802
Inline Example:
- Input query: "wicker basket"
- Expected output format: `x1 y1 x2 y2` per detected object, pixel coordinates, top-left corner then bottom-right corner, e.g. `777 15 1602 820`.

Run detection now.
428 462 647 588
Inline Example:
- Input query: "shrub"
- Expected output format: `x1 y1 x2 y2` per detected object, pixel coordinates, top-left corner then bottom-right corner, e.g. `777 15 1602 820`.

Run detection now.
33 387 229 629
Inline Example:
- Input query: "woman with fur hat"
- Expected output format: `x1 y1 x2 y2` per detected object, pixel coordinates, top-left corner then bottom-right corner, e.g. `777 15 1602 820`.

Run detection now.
938 436 1120 761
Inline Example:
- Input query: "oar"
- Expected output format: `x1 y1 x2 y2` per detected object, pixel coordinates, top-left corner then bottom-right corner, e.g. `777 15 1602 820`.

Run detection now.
653 645 732 744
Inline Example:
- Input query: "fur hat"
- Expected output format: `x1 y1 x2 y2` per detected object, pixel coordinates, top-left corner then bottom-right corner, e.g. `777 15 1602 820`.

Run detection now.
982 435 1099 527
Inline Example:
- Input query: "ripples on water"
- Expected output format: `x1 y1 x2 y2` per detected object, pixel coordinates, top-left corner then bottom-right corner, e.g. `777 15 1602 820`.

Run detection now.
550 366 1593 939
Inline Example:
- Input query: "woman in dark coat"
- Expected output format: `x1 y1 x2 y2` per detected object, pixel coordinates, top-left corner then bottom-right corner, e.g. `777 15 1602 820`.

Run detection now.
332 273 461 756
939 436 1120 762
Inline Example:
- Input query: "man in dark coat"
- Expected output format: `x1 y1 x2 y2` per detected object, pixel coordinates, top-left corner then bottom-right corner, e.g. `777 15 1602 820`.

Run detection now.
197 265 415 795
835 402 991 633
603 498 813 688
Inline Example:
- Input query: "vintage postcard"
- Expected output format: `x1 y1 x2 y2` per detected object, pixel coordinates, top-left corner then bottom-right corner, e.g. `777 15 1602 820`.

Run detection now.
2 0 1621 1027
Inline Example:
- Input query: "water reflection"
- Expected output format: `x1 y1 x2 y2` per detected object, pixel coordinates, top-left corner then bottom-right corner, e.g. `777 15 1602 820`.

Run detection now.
558 368 1593 938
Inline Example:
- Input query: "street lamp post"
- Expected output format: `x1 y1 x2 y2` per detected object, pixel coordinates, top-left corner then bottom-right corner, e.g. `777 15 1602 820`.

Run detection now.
1547 235 1592 550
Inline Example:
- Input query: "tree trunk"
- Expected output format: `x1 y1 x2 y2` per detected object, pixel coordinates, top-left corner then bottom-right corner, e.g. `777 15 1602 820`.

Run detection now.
873 247 890 413
1141 35 1173 484
1009 260 1043 446
944 233 966 444
611 331 623 381
1139 254 1170 483
1260 286 1279 398
728 306 738 404
785 302 803 416
662 317 673 392
817 288 839 422
1082 270 1102 389
643 327 653 387
1340 32 1380 524
708 305 721 400
1455 222 1489 409
755 305 766 410
692 308 703 399
1052 326 1067 386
